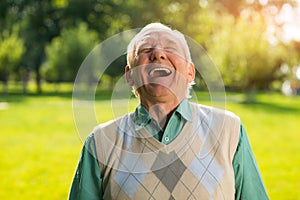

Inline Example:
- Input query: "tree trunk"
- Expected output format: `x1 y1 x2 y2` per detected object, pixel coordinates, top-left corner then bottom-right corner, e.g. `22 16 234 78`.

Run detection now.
35 67 42 94
22 68 29 94
2 80 8 97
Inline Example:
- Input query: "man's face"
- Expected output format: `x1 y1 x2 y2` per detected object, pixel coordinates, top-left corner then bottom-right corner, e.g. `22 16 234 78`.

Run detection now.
126 30 195 103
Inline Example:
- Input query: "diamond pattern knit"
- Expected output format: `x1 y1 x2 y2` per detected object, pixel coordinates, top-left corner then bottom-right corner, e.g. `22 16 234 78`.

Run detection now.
94 103 240 200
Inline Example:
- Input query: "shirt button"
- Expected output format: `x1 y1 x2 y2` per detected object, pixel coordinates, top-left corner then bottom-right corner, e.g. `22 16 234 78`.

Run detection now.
164 137 169 142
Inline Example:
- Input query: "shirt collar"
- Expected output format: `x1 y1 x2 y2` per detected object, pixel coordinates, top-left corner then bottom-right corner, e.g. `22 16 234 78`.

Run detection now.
133 98 192 127
134 104 152 127
176 98 193 122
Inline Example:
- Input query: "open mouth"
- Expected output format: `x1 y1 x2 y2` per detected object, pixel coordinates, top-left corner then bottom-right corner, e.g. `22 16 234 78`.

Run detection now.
149 67 172 78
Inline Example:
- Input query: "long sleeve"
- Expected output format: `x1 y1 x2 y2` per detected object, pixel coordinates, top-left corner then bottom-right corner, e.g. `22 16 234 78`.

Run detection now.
233 124 269 200
68 134 102 200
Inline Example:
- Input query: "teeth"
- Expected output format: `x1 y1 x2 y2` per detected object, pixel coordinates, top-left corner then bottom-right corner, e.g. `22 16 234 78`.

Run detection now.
149 68 171 76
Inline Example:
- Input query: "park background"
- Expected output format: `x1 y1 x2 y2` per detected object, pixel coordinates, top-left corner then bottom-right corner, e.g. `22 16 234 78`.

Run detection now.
0 0 300 199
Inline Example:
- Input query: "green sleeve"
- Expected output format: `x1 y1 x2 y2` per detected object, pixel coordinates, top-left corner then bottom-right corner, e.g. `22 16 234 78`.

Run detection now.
68 133 102 200
233 124 269 200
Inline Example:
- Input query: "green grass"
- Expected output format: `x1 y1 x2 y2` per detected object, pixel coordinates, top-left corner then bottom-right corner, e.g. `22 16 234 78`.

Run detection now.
225 93 300 200
0 91 299 199
0 95 79 199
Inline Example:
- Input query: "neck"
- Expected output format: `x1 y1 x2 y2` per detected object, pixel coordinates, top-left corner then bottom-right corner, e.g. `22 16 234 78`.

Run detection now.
140 98 180 128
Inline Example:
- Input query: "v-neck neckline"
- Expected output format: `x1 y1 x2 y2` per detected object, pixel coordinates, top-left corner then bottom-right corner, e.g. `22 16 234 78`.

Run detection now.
136 120 197 154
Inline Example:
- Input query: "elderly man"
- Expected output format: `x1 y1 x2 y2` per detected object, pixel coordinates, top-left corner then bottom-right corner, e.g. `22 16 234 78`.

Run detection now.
69 23 269 200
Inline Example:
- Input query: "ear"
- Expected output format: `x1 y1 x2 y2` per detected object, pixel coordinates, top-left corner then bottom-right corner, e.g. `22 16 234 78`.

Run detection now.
187 62 195 83
125 65 134 86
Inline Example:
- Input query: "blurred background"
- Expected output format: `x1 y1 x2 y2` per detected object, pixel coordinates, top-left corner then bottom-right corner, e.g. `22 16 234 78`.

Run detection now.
0 0 300 199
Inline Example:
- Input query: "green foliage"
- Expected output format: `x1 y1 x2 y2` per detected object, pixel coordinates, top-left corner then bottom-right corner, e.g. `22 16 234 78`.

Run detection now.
1 0 300 93
42 22 99 82
62 0 131 37
14 0 63 93
0 28 25 82
207 10 286 90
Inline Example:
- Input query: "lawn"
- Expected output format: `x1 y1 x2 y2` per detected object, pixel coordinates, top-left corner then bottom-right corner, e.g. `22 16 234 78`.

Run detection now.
0 91 299 199
225 93 300 200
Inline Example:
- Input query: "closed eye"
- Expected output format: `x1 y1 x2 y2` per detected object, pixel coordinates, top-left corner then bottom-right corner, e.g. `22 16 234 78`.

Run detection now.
139 47 153 54
164 46 177 53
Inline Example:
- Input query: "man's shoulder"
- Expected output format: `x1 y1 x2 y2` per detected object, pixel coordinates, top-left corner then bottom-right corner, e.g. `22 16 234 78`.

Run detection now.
93 113 135 135
92 113 136 158
190 103 241 155
190 102 240 123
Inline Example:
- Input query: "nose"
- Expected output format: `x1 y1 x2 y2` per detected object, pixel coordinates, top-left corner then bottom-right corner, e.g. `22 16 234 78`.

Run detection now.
150 47 166 62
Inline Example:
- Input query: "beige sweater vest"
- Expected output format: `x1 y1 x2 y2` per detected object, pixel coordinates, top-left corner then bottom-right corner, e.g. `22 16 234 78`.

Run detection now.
94 103 240 200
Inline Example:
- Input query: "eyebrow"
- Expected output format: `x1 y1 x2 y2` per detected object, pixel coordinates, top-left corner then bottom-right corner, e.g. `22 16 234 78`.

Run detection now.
164 39 179 48
138 36 180 50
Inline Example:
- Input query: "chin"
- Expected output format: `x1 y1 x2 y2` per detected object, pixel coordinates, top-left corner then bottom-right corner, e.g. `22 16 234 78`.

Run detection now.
146 84 171 95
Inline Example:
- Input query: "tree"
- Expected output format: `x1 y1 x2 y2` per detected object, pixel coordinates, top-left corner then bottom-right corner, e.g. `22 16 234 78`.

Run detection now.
207 10 286 92
1 0 298 95
42 22 99 86
0 28 25 95
61 0 131 39
19 0 61 93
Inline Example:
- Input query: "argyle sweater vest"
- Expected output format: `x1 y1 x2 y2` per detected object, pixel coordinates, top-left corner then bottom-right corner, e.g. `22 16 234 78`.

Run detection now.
93 103 240 200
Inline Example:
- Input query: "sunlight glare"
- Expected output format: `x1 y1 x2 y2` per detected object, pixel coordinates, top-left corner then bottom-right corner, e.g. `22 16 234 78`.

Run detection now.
259 0 268 6
296 67 300 80
199 0 208 8
276 3 300 42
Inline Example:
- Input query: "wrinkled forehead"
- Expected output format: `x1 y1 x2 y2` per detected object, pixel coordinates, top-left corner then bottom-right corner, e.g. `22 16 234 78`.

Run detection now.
139 31 180 47
135 29 186 50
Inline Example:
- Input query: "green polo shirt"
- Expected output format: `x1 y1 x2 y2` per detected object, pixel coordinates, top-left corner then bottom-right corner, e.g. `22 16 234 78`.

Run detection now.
69 100 269 200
